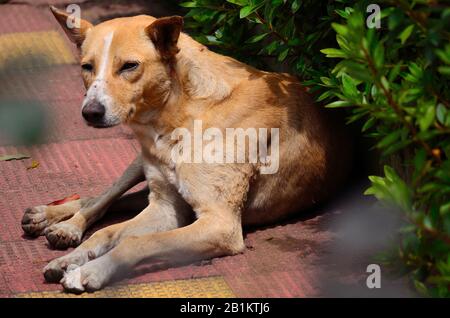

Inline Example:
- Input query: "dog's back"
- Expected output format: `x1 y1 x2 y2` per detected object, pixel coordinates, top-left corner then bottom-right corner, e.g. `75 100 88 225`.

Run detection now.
229 70 352 225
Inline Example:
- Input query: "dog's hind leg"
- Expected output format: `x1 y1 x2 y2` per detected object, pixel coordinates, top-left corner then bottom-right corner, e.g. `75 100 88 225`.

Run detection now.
22 154 145 249
22 197 93 237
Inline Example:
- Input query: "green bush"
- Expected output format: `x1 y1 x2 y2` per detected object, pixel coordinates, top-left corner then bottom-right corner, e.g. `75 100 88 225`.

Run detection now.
179 0 450 297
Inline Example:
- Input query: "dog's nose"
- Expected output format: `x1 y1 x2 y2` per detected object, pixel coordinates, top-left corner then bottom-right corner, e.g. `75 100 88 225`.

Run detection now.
82 101 105 124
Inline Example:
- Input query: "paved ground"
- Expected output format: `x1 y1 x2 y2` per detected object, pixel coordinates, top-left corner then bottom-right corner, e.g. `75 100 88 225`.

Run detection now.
0 1 415 298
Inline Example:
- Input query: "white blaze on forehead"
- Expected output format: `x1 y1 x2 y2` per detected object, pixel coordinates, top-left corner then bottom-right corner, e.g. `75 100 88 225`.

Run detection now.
83 31 114 108
97 31 114 80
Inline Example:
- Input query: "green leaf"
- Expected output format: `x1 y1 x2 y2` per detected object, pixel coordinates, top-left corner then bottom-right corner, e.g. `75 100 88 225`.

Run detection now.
336 34 350 52
346 110 368 124
291 0 301 13
320 77 333 86
262 40 279 55
205 35 222 45
240 6 254 18
380 76 390 91
245 32 269 44
373 43 385 69
331 23 348 37
335 9 350 19
362 117 376 132
226 0 248 6
436 46 450 64
316 90 335 102
377 131 401 148
408 63 423 79
436 104 447 125
384 165 398 182
419 104 436 131
0 154 30 161
438 66 450 76
388 62 403 82
334 61 372 82
325 100 353 108
341 73 358 98
423 215 433 230
179 2 197 8
414 280 430 296
384 165 412 210
321 48 347 58
278 48 289 62
398 25 414 44
240 3 264 19
383 139 413 156
440 202 450 215
413 148 427 173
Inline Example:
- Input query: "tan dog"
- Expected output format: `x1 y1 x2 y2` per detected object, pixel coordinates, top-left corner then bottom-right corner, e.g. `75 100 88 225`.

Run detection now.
21 6 351 293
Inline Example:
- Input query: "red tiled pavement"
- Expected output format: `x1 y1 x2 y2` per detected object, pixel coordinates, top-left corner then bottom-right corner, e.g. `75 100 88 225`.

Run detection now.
0 5 55 35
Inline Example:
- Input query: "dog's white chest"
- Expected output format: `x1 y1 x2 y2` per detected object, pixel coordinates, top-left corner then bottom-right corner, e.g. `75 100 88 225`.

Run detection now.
142 158 192 202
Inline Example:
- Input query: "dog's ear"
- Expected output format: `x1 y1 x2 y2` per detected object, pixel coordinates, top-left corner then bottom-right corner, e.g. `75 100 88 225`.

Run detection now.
146 16 183 61
50 5 93 47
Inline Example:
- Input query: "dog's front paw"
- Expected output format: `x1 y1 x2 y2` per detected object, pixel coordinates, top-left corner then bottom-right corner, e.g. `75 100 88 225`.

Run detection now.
61 258 112 293
45 222 83 249
22 206 49 237
43 258 69 283
43 251 89 283
22 198 85 237
60 265 85 293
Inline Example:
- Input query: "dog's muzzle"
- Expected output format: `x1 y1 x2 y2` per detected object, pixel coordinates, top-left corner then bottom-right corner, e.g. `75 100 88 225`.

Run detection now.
82 101 106 127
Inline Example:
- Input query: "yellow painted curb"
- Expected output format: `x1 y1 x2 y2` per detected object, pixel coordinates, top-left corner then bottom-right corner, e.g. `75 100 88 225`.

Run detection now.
15 276 235 298
0 31 76 69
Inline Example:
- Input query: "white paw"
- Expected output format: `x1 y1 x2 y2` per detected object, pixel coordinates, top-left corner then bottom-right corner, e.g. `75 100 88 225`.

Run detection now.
61 265 84 293
60 258 113 294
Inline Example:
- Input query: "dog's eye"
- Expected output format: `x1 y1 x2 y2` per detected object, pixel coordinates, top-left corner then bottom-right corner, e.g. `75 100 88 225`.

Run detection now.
119 62 139 73
81 63 93 72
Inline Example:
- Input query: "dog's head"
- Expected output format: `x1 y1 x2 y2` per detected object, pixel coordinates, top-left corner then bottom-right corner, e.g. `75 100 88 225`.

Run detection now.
50 6 183 128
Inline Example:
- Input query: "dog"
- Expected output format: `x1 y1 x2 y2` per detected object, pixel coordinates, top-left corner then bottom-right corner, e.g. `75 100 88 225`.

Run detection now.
21 6 351 293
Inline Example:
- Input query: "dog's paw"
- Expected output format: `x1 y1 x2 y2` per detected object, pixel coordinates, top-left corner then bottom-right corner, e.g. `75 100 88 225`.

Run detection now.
22 198 86 238
60 265 85 293
21 206 49 237
45 222 83 249
43 251 89 283
61 259 111 293
43 258 69 283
